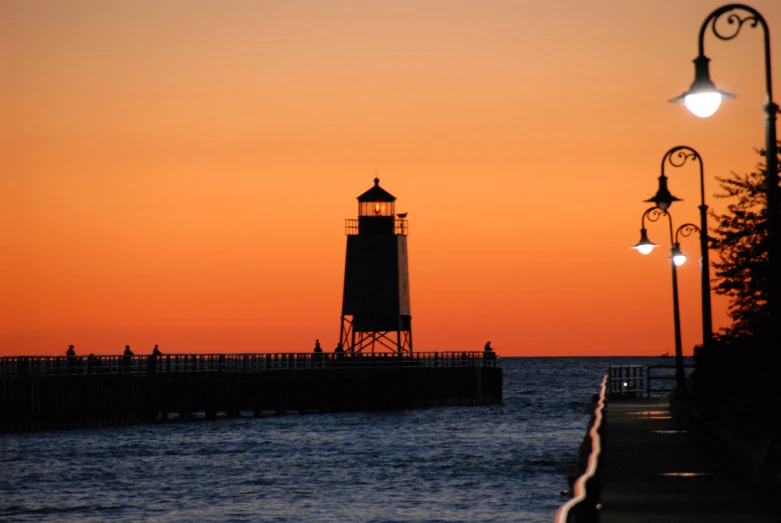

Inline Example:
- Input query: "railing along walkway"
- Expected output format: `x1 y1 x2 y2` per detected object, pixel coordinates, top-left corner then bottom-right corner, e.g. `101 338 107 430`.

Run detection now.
607 364 695 398
555 375 608 523
0 351 496 378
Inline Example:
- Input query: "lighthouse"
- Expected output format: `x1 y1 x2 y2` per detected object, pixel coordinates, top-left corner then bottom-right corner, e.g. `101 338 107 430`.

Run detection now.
339 178 412 354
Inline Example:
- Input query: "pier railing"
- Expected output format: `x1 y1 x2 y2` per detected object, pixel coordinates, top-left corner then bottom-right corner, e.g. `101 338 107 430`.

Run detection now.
646 364 694 397
0 351 496 378
607 364 695 398
607 365 644 397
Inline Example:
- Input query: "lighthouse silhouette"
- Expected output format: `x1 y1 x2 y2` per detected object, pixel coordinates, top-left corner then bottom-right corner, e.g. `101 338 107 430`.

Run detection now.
339 178 412 354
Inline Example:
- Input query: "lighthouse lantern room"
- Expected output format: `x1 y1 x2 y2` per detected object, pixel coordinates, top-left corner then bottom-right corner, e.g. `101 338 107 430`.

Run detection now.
340 178 412 354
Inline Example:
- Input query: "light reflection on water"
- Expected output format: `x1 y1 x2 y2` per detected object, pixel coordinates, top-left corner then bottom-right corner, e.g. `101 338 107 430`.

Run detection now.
0 357 657 522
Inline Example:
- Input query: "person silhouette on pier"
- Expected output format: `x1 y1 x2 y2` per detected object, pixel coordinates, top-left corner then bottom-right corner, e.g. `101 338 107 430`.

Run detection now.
66 344 77 373
313 339 323 364
149 344 162 374
122 345 133 372
483 341 496 364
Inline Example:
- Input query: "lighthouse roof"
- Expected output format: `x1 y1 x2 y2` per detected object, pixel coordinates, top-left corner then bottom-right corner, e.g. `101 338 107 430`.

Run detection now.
357 178 396 202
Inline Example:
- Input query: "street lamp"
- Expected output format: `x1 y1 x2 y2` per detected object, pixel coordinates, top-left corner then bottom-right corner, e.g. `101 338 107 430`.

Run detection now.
644 146 713 348
670 4 778 349
673 223 702 269
633 207 698 395
672 245 688 267
632 227 658 255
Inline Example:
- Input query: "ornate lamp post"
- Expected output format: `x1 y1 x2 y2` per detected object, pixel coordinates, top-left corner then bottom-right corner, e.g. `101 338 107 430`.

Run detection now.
644 146 713 349
633 207 701 395
670 4 778 348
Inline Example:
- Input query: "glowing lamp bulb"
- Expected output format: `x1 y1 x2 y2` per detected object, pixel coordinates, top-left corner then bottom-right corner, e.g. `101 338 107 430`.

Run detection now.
374 202 381 214
633 228 657 255
684 92 721 118
635 244 655 255
673 254 687 266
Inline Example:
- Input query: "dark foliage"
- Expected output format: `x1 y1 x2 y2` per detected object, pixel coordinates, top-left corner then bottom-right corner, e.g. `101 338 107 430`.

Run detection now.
709 143 779 341
691 141 780 438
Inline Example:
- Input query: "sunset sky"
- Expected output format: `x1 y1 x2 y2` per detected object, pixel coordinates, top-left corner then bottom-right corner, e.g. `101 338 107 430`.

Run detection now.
2 0 780 357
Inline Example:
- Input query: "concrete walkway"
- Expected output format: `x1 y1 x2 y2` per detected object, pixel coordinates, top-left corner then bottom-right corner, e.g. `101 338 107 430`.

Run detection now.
598 398 776 522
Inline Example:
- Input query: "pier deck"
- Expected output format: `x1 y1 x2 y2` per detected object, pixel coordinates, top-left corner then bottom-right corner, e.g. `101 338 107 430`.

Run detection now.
0 352 502 432
599 398 775 522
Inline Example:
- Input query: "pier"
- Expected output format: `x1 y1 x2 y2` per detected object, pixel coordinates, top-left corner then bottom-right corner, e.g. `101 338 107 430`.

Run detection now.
556 367 777 522
0 352 502 432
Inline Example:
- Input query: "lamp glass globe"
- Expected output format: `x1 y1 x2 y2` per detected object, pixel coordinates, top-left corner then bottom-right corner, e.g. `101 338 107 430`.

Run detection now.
673 254 687 266
684 92 721 118
635 244 655 255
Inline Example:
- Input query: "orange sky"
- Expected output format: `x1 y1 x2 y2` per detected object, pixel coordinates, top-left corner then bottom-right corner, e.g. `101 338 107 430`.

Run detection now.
2 0 780 357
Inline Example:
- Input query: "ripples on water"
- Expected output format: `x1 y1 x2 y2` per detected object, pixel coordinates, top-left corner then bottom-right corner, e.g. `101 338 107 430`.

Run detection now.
1 357 658 522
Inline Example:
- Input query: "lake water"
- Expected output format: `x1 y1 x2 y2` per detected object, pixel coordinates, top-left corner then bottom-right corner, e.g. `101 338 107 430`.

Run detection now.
0 356 668 522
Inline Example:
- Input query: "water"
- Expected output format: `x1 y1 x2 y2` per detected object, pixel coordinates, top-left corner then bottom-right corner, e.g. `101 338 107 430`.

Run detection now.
1 357 664 522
